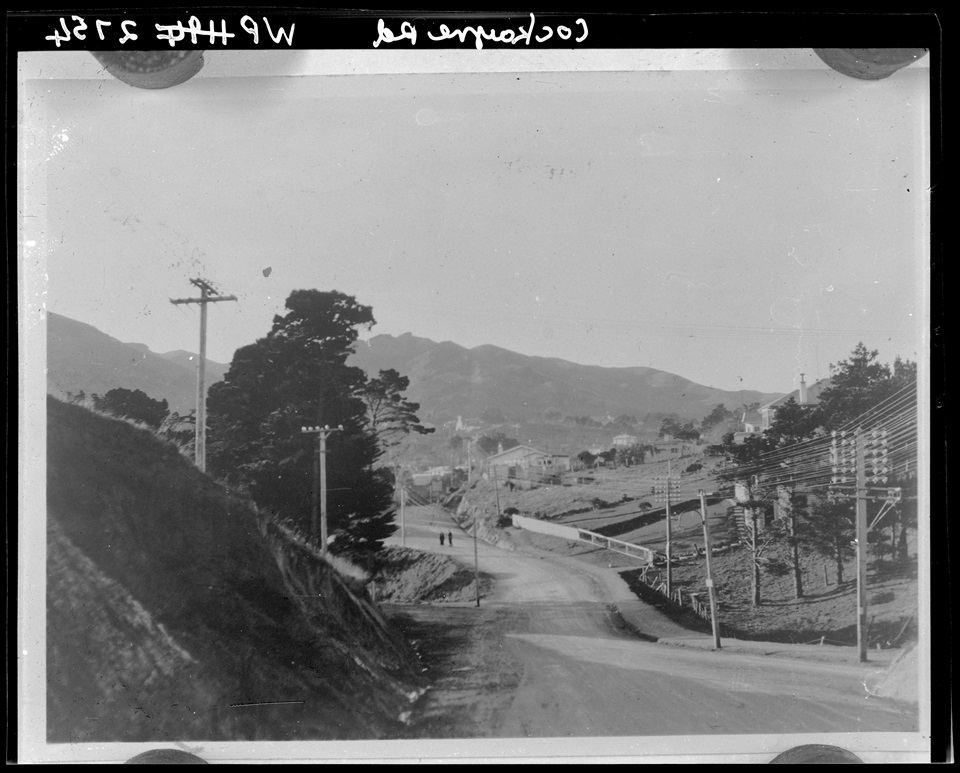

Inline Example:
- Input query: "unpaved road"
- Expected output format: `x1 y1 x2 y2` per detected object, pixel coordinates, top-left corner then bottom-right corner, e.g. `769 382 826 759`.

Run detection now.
384 505 917 739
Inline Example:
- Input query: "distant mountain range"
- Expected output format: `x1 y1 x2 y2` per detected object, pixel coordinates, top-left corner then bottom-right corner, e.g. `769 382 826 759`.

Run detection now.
349 332 781 425
46 312 228 415
46 313 780 428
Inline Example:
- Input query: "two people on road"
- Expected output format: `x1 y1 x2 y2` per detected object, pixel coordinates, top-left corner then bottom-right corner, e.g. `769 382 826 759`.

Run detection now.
439 530 454 547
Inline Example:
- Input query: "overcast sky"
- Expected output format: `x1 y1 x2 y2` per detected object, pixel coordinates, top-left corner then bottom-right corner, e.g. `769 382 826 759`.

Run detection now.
21 51 928 394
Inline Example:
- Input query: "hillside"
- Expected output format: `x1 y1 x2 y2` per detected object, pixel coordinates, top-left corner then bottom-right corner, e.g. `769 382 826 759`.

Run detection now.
350 332 780 425
46 396 423 742
46 312 228 415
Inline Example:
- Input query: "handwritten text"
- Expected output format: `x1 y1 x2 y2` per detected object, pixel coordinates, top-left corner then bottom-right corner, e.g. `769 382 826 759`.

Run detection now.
373 13 588 49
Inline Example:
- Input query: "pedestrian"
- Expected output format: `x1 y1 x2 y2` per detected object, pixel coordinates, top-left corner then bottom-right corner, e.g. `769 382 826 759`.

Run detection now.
439 532 445 547
448 531 453 547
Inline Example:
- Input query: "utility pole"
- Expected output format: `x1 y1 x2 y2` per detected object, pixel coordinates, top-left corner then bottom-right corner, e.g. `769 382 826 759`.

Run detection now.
400 476 406 547
855 430 869 663
831 427 895 662
654 461 679 597
473 511 480 608
699 491 722 649
170 278 237 472
301 424 342 555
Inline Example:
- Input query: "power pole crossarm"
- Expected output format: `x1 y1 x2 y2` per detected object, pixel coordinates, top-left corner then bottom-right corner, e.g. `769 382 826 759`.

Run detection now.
169 278 237 473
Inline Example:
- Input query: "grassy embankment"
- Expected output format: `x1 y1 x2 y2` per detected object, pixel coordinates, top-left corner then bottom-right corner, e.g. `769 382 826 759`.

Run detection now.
46 396 426 743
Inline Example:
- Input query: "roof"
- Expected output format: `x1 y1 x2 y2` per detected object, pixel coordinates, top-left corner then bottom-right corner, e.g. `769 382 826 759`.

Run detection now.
761 377 833 411
485 444 548 463
742 409 762 425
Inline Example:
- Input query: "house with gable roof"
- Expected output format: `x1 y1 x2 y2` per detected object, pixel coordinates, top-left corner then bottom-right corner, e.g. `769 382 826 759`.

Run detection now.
759 374 833 431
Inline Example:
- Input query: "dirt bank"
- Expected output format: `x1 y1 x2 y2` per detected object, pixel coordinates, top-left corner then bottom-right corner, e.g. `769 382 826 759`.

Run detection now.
371 545 493 604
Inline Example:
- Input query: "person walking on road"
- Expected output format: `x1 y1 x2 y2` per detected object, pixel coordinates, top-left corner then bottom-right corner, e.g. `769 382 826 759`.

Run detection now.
448 531 453 547
439 532 445 547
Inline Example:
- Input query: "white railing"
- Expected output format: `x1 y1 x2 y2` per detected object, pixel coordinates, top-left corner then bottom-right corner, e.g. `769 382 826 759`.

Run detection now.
512 514 654 565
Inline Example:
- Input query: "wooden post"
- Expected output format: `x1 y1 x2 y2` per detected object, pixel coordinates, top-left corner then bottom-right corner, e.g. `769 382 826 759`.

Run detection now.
700 491 722 649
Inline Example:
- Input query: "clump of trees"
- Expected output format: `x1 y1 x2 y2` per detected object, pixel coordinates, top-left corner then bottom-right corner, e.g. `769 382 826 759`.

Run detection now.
206 289 431 553
716 343 917 605
69 387 196 451
90 387 170 429
659 417 700 442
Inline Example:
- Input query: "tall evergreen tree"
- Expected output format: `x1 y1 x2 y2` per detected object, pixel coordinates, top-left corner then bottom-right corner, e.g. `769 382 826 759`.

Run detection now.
206 289 399 552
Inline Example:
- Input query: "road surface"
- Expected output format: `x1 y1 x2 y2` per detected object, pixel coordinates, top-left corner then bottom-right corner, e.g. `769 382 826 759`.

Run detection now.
384 504 917 739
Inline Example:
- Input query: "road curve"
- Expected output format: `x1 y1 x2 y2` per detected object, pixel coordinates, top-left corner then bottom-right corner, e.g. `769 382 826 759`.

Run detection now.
385 504 917 739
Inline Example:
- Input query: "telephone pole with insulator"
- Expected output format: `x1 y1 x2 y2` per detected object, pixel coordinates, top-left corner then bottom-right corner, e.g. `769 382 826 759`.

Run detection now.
170 278 237 472
301 424 342 555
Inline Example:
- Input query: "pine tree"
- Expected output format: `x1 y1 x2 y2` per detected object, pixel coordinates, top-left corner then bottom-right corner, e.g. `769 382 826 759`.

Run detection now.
206 289 400 553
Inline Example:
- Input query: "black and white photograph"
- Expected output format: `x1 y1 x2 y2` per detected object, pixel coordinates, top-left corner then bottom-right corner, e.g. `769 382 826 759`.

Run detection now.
15 13 937 764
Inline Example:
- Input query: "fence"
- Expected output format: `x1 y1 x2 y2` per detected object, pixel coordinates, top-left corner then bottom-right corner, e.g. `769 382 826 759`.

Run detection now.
634 563 715 624
512 514 655 565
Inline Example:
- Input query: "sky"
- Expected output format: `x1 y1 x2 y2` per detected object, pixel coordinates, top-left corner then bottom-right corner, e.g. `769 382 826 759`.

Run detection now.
20 49 929 395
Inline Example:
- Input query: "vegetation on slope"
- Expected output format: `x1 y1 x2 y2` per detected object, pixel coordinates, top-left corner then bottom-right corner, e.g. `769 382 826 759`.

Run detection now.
46 396 423 743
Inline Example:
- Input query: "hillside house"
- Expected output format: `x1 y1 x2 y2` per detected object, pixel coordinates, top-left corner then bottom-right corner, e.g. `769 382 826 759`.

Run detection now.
612 433 639 448
760 374 832 430
732 408 764 444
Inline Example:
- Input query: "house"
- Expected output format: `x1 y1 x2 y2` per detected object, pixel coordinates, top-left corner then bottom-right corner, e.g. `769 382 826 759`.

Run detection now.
732 408 764 444
484 444 566 483
760 374 832 431
649 440 688 460
612 433 639 448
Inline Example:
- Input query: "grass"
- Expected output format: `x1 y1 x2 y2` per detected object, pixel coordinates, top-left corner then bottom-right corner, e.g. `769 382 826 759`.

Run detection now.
623 542 918 647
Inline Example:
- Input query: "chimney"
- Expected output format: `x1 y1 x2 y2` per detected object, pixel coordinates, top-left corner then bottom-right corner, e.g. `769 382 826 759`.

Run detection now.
498 442 504 454
799 373 808 405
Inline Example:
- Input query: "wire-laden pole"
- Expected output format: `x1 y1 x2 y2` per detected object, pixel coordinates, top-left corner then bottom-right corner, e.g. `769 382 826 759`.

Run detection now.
699 491 722 650
301 424 342 555
197 286 208 470
169 278 236 473
473 512 480 608
665 460 673 598
400 472 406 547
855 429 869 662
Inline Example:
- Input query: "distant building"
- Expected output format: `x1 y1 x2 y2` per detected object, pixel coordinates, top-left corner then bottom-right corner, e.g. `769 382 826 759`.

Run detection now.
455 415 482 433
612 434 639 448
649 440 688 460
484 444 568 483
760 374 832 431
732 408 764 444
